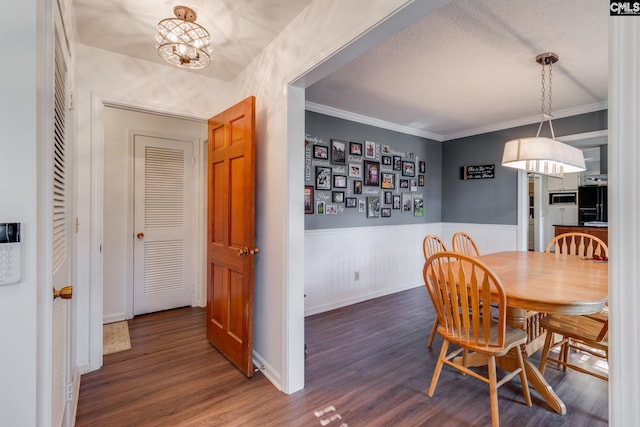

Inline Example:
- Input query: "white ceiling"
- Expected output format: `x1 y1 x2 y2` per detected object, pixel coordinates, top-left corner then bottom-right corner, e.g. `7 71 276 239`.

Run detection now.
73 0 608 142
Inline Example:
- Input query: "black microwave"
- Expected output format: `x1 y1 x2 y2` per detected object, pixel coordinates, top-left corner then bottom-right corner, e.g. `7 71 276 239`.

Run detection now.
549 192 577 205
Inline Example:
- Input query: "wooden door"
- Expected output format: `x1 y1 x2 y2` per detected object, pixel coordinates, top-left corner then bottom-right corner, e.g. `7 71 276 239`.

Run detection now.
133 135 194 315
207 96 257 377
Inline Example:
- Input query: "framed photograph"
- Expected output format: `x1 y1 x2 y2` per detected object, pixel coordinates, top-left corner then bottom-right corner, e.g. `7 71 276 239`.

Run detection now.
399 179 409 189
363 160 380 186
418 175 425 187
326 204 338 215
349 163 362 178
353 180 363 194
313 144 328 160
381 172 395 189
349 142 363 156
382 155 392 166
315 166 332 190
365 140 377 159
346 197 357 208
332 191 345 203
419 160 426 173
366 196 380 218
410 179 417 192
333 174 347 188
392 194 401 210
330 139 347 165
414 197 424 217
358 199 366 213
381 208 392 218
384 191 393 204
381 144 391 154
402 193 413 212
393 155 402 171
304 186 314 214
402 160 416 177
316 200 325 215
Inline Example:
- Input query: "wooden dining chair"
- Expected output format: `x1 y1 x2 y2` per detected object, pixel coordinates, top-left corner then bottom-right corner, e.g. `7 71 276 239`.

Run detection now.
545 232 608 259
422 235 447 347
541 232 609 381
539 311 609 381
452 231 480 257
423 252 531 427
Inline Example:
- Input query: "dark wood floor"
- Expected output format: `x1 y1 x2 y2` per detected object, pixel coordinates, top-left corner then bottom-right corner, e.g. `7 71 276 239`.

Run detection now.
76 286 608 426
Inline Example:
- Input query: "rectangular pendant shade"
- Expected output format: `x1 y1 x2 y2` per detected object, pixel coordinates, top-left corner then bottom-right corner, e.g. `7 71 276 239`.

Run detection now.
502 137 586 177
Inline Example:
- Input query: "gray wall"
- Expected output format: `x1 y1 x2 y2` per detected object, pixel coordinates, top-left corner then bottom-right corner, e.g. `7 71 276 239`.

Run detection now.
442 110 608 224
305 111 442 229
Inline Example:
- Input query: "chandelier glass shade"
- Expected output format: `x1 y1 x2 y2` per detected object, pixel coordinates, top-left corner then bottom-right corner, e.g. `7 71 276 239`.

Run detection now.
501 52 586 178
156 6 213 70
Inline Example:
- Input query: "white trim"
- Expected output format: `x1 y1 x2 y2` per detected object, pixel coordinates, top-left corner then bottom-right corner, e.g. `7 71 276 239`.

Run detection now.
305 101 443 141
305 101 609 143
252 350 282 391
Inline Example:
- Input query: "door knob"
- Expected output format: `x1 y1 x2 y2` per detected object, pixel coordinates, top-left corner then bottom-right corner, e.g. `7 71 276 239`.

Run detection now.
237 247 260 256
53 285 73 300
137 232 144 239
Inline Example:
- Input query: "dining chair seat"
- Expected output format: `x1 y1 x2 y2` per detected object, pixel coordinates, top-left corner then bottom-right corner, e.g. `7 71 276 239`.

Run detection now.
539 313 608 381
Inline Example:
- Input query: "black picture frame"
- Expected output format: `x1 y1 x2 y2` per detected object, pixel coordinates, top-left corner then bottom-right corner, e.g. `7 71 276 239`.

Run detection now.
418 174 425 187
399 179 409 189
366 196 380 218
313 144 328 160
393 155 402 171
304 185 314 214
402 160 416 177
381 172 395 190
333 174 347 188
345 197 357 208
330 139 347 165
349 142 363 156
392 194 401 210
332 191 345 203
419 160 426 173
414 197 424 217
384 191 392 204
363 160 380 186
382 155 392 166
381 208 392 218
315 166 332 190
353 180 362 194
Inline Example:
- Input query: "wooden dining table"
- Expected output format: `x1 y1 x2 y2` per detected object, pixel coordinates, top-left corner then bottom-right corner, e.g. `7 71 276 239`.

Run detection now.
475 251 608 415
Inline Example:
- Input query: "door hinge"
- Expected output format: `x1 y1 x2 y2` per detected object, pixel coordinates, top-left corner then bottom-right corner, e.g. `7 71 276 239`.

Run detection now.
66 382 73 402
69 92 75 110
75 216 79 233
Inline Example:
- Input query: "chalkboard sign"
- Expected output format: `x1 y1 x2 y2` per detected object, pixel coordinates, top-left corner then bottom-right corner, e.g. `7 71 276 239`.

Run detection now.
460 164 495 180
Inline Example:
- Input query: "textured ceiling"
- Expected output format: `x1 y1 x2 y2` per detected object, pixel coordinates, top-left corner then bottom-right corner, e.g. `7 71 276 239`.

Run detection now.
73 0 608 141
306 0 607 140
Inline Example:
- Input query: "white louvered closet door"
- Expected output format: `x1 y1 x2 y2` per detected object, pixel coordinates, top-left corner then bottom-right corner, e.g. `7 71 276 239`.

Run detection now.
133 135 194 315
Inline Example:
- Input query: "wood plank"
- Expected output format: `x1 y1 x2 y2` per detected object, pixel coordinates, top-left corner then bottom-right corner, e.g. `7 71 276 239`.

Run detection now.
76 287 608 426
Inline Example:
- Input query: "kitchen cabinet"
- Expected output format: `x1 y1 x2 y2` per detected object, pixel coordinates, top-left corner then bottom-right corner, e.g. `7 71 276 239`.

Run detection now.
554 225 608 247
545 206 578 245
547 172 581 191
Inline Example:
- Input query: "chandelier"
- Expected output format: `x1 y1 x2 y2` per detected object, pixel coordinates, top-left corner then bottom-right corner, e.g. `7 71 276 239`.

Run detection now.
156 6 213 70
502 53 585 178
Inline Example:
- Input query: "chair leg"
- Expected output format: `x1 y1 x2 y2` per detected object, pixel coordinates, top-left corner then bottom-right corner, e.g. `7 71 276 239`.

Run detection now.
427 319 439 348
539 330 554 374
428 340 449 397
514 347 532 407
561 341 569 372
487 356 500 427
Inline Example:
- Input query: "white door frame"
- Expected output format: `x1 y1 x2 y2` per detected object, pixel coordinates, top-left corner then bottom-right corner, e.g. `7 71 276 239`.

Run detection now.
88 95 207 369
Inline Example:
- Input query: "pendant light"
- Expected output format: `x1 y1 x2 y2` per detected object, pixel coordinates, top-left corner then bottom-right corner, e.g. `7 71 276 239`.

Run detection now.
502 53 586 178
156 6 213 70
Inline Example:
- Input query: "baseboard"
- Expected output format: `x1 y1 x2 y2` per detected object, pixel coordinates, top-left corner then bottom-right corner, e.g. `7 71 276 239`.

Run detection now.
252 350 282 391
305 282 423 316
69 368 81 426
103 313 127 324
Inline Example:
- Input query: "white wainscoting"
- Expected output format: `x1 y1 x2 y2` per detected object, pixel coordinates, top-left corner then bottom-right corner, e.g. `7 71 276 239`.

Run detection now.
304 222 518 316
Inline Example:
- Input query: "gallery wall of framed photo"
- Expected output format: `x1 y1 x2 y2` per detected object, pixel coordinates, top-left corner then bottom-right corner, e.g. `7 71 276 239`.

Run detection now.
304 110 443 230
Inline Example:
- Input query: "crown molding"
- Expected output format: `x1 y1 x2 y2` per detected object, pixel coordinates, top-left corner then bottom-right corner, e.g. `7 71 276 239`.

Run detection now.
305 100 608 143
305 101 444 141
442 101 609 141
